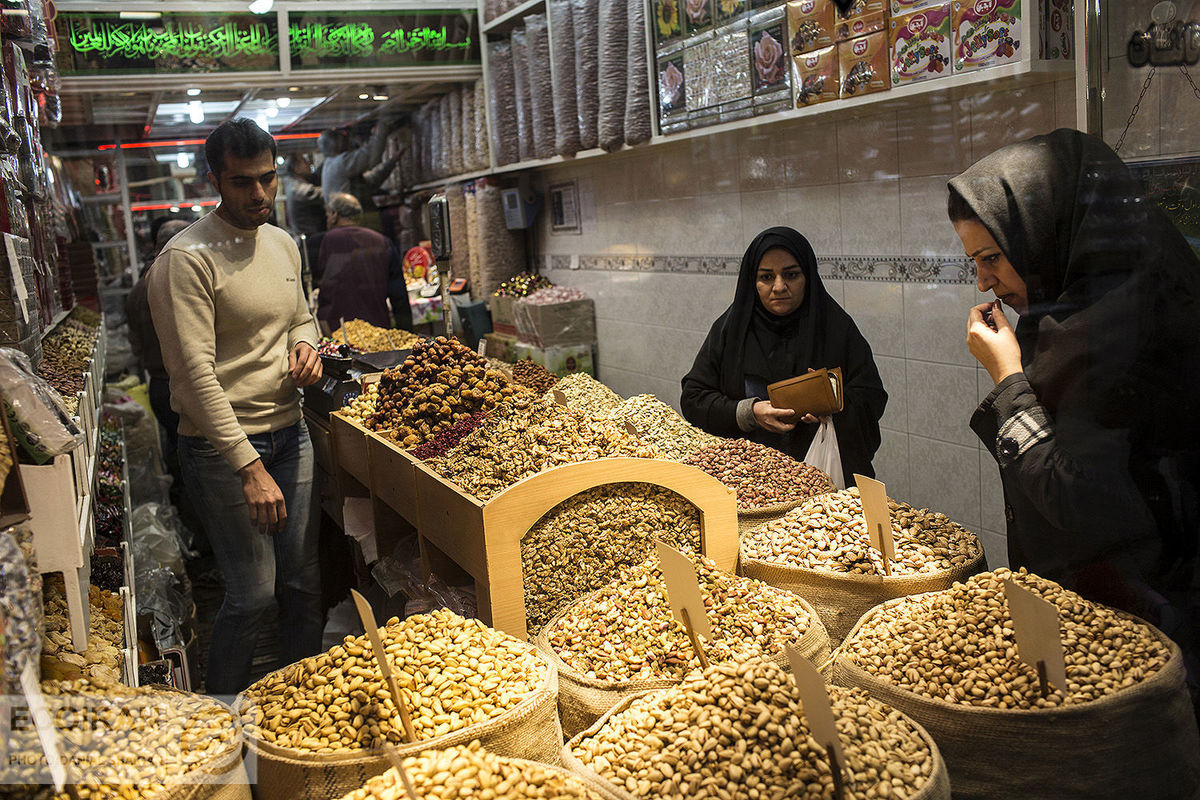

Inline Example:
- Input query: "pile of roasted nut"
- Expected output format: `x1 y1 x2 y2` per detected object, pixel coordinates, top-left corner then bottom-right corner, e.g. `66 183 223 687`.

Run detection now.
682 438 833 510
570 659 938 800
239 609 547 752
367 337 523 448
429 394 659 500
339 383 379 426
41 577 122 683
743 488 981 576
840 568 1172 709
511 359 559 393
523 484 701 634
543 554 819 682
331 319 422 352
338 741 603 800
38 318 96 414
551 373 623 416
604 395 720 461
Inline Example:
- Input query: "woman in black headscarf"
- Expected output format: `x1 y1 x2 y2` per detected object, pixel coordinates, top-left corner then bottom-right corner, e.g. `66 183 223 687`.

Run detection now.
952 129 1200 663
681 226 887 480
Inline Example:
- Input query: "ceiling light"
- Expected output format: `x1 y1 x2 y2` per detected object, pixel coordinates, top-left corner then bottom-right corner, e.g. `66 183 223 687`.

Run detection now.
255 114 270 131
188 101 204 124
358 93 370 100
191 205 203 213
288 86 300 92
276 156 286 165
248 0 274 14
186 88 201 97
170 206 180 213
176 152 190 168
372 94 388 101
265 106 279 118
119 11 162 20
275 96 291 108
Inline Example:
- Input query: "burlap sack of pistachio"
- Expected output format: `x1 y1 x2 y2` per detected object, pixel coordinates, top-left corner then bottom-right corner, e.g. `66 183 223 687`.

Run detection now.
534 555 832 738
740 489 986 642
237 612 563 800
154 741 251 800
560 667 952 800
736 497 811 535
832 574 1200 800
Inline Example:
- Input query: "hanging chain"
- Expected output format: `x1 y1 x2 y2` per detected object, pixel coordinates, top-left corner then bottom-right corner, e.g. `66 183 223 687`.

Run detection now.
1180 64 1200 101
1115 67 1157 153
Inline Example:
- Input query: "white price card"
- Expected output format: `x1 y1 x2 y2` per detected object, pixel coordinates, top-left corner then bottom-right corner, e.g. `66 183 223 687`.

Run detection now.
853 474 895 571
785 645 845 767
655 541 712 639
4 234 29 324
20 660 67 792
1004 579 1068 692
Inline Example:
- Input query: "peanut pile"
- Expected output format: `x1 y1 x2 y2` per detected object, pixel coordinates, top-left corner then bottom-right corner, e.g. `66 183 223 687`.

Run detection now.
840 568 1171 709
549 372 622 416
683 438 833 510
339 741 603 800
605 395 720 461
545 554 818 682
743 488 981 576
523 484 701 634
240 609 547 752
331 319 422 353
571 659 937 800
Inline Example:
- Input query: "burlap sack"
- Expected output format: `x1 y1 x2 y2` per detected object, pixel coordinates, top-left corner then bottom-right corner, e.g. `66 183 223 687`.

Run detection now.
560 690 951 800
239 645 562 800
536 590 831 739
144 693 250 800
741 544 986 644
735 475 835 535
833 599 1200 800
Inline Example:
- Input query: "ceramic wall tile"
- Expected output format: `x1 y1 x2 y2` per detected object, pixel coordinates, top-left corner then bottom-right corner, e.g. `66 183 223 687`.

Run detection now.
739 131 790 193
599 201 652 255
741 188 793 245
788 184 843 255
824 277 844 306
976 365 992 405
969 81 1057 164
905 360 977 448
660 134 743 199
903 282 975 366
874 429 910 501
839 180 900 255
842 280 904 358
784 119 841 186
896 95 973 178
978 529 1009 569
594 317 650 375
688 193 744 255
980 447 1006 533
837 112 900 182
875 354 907 434
908 435 981 528
899 175 964 257
596 363 646 402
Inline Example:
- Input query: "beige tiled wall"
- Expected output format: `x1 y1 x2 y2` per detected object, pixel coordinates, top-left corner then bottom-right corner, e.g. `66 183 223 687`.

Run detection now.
531 65 1195 570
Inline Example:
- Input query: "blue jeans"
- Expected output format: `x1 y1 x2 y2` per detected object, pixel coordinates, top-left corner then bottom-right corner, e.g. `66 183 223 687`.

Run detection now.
179 419 323 696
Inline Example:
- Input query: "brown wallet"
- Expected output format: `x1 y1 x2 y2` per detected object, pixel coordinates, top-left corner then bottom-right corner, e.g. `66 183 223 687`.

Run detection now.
767 367 844 417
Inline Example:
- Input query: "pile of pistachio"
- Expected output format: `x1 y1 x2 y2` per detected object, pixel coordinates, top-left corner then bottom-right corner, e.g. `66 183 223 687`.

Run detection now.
550 373 623 416
331 319 422 353
604 395 720 461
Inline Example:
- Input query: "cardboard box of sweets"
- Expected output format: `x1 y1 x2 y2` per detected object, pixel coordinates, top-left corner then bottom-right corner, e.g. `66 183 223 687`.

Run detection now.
513 298 596 349
514 342 595 378
482 332 518 363
953 0 1021 73
836 0 888 41
838 31 891 97
792 45 840 106
891 3 951 86
891 0 944 14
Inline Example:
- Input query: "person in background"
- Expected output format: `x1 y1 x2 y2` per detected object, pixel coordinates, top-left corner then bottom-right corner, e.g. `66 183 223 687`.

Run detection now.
316 192 413 334
148 118 324 696
681 226 887 480
951 128 1200 702
280 154 326 280
317 115 402 205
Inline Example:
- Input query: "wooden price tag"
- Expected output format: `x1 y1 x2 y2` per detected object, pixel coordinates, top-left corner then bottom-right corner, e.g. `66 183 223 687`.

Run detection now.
19 660 67 792
655 541 711 668
623 420 639 437
785 645 846 799
382 743 419 800
853 474 894 576
1004 579 1068 696
350 590 417 742
552 389 569 406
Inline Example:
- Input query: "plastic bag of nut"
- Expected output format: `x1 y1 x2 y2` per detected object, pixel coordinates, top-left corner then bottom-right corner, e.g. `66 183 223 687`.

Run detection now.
741 487 986 642
562 658 951 800
833 569 1200 800
236 609 563 800
536 552 831 738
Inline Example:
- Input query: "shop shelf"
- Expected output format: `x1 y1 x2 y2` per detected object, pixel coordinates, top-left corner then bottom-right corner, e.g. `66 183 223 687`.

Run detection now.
411 457 739 640
365 431 421 528
481 0 545 34
121 646 138 687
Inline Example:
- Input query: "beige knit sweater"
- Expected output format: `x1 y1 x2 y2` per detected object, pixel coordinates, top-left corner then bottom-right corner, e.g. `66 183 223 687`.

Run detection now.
148 212 319 470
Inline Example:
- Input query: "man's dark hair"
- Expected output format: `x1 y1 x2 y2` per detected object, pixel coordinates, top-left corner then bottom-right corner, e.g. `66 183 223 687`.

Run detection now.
946 186 978 222
205 118 277 178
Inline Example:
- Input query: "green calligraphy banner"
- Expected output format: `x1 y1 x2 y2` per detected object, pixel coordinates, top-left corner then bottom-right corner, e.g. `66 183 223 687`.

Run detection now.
287 10 478 69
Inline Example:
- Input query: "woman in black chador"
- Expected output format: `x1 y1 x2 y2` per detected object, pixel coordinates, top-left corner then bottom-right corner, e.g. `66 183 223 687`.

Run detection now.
680 226 887 481
952 129 1200 692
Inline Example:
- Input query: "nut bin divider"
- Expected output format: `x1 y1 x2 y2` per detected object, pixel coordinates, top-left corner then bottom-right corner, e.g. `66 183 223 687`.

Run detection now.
330 412 372 488
366 432 422 529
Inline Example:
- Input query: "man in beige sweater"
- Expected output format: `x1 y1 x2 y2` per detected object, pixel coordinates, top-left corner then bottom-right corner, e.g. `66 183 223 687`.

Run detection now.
148 118 324 695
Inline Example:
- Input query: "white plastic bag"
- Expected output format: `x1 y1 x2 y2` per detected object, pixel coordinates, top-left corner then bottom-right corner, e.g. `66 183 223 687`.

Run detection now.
804 418 844 489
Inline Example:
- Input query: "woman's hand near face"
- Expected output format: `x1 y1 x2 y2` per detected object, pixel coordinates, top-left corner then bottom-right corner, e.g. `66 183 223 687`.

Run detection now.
753 400 798 433
968 301 1023 384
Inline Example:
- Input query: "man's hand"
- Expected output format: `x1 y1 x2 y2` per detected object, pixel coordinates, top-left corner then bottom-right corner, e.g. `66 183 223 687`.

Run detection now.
239 459 286 534
753 400 798 434
289 342 323 387
968 300 1023 384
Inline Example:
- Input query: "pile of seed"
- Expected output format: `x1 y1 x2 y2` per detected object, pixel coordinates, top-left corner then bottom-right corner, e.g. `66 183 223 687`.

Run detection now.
571 659 937 800
240 609 547 752
367 337 524 448
549 372 622 416
332 319 422 352
841 568 1172 710
339 383 379 426
523 484 701 634
2 678 241 800
38 320 96 414
430 393 660 500
512 358 559 393
339 741 603 800
605 395 720 461
410 411 487 460
545 554 816 682
743 488 982 576
683 438 834 510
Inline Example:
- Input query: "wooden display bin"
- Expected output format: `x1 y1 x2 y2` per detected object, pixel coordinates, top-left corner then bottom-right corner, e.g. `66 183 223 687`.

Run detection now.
365 431 421 528
412 457 739 640
329 412 372 487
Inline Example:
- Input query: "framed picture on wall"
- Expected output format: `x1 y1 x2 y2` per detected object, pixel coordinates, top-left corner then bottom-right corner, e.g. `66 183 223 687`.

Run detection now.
1128 155 1200 256
549 181 582 234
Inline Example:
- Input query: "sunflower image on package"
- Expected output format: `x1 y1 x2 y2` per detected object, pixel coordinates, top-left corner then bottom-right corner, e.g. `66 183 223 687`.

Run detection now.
657 47 688 131
656 0 683 47
716 0 747 23
953 0 1020 73
750 12 791 109
891 3 951 85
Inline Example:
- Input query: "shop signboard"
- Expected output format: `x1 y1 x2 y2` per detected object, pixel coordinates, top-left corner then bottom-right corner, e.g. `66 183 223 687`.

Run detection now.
287 10 479 69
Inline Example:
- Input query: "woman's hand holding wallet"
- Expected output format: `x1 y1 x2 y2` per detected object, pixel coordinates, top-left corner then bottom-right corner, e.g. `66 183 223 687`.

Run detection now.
967 299 1023 385
753 400 799 433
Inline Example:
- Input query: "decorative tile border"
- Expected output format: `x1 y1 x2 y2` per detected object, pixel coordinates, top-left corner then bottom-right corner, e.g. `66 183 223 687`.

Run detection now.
544 253 976 283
